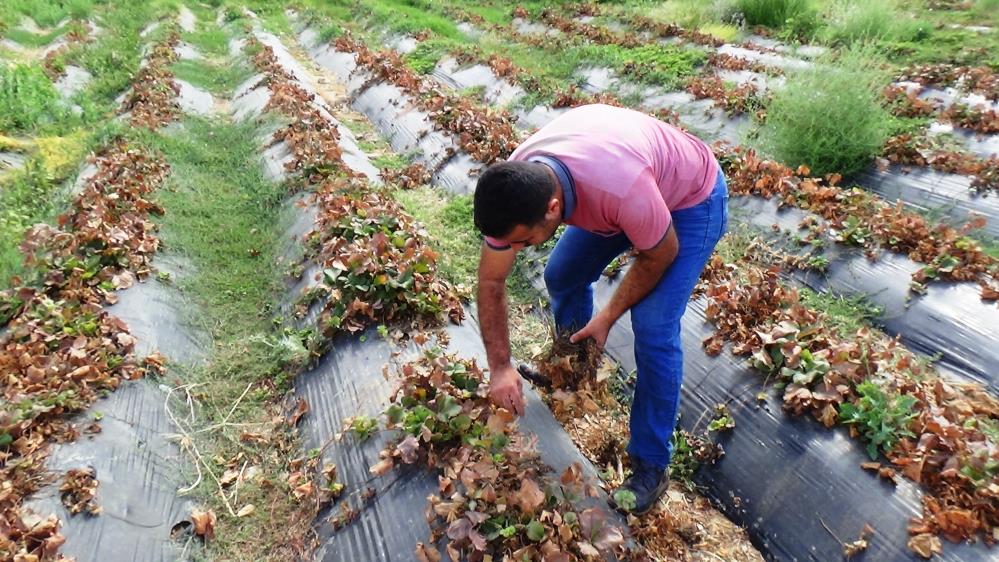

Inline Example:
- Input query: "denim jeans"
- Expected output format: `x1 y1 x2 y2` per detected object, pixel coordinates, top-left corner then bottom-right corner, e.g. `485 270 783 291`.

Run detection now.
543 169 729 469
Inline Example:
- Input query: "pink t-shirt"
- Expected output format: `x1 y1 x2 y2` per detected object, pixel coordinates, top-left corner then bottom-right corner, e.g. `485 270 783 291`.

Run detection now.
488 104 718 251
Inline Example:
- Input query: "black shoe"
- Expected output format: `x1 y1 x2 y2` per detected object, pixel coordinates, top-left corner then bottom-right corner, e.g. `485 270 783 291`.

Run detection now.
609 456 669 516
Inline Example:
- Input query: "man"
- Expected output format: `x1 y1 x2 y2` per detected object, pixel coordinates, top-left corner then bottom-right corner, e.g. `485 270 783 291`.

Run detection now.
472 104 728 515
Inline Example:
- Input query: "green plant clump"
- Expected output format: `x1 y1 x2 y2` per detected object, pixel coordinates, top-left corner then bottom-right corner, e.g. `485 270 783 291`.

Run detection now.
580 43 706 88
0 63 64 132
737 0 818 37
839 381 918 460
754 47 892 177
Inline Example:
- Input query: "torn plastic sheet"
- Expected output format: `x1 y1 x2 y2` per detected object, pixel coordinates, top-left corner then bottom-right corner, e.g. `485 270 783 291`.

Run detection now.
855 164 999 240
21 258 207 562
296 318 627 562
729 195 999 393
927 123 999 160
587 280 994 561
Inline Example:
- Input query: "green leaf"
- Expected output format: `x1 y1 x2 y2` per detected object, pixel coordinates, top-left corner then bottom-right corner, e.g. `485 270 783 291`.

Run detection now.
612 489 637 511
526 519 545 542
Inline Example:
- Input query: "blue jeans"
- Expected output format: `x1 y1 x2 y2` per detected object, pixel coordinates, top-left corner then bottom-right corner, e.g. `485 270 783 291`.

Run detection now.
543 170 728 469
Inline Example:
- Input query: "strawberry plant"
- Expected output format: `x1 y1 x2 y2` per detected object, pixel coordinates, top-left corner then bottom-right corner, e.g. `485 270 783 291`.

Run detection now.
839 381 918 460
373 348 635 561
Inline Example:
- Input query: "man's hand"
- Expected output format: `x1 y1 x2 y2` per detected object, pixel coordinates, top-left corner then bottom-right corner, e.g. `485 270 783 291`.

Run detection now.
488 363 525 416
570 309 614 349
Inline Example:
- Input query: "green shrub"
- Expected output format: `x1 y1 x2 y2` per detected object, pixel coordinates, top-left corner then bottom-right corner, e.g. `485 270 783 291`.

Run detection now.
821 1 931 46
0 63 64 132
754 47 892 177
976 0 999 14
821 1 893 45
737 0 817 35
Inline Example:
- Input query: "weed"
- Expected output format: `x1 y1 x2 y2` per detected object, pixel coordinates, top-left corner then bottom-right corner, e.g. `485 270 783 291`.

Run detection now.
0 63 65 132
578 43 706 88
839 381 918 460
172 58 253 95
736 0 818 37
402 38 459 74
754 46 892 177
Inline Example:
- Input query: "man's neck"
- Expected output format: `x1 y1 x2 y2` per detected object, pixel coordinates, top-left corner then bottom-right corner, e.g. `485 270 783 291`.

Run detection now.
545 165 565 211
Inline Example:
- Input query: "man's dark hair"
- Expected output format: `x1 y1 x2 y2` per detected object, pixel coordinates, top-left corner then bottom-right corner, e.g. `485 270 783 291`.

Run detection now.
473 161 555 238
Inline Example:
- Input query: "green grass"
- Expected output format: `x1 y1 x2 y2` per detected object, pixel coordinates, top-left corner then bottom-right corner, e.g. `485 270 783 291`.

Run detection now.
799 288 881 338
820 1 902 46
183 28 230 58
579 43 707 88
0 63 66 132
130 114 320 560
395 189 480 290
403 37 462 74
4 0 94 28
134 117 285 335
4 25 71 48
755 46 892 177
371 152 409 169
71 3 161 119
173 57 253 96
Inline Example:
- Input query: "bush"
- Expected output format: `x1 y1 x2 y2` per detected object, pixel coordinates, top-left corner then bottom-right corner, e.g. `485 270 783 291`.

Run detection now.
737 0 817 35
0 63 64 132
754 47 892 177
821 1 930 46
821 1 893 45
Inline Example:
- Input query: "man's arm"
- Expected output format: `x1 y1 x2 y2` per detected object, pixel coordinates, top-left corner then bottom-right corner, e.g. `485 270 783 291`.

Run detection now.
477 243 525 414
570 225 679 347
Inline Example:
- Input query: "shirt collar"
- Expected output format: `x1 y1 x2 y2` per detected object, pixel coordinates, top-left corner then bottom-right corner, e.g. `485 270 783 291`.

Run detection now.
528 155 576 222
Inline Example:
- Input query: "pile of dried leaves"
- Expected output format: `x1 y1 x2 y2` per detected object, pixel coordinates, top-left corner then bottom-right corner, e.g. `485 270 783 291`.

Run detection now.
373 348 638 562
1 140 171 560
538 8 641 48
885 85 999 135
882 132 999 195
707 52 782 76
699 260 999 553
715 144 999 296
380 162 432 189
122 32 182 130
686 73 768 118
614 12 726 47
331 33 521 165
244 38 464 338
898 64 999 103
248 40 351 185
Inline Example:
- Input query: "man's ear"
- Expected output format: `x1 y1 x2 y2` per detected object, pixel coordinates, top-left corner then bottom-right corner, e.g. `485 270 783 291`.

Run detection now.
546 197 560 219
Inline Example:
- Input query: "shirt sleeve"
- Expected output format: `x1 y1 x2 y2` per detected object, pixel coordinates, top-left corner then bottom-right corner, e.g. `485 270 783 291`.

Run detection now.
614 168 671 251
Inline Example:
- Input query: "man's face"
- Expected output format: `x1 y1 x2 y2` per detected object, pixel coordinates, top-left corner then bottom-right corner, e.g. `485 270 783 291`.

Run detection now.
499 214 561 250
